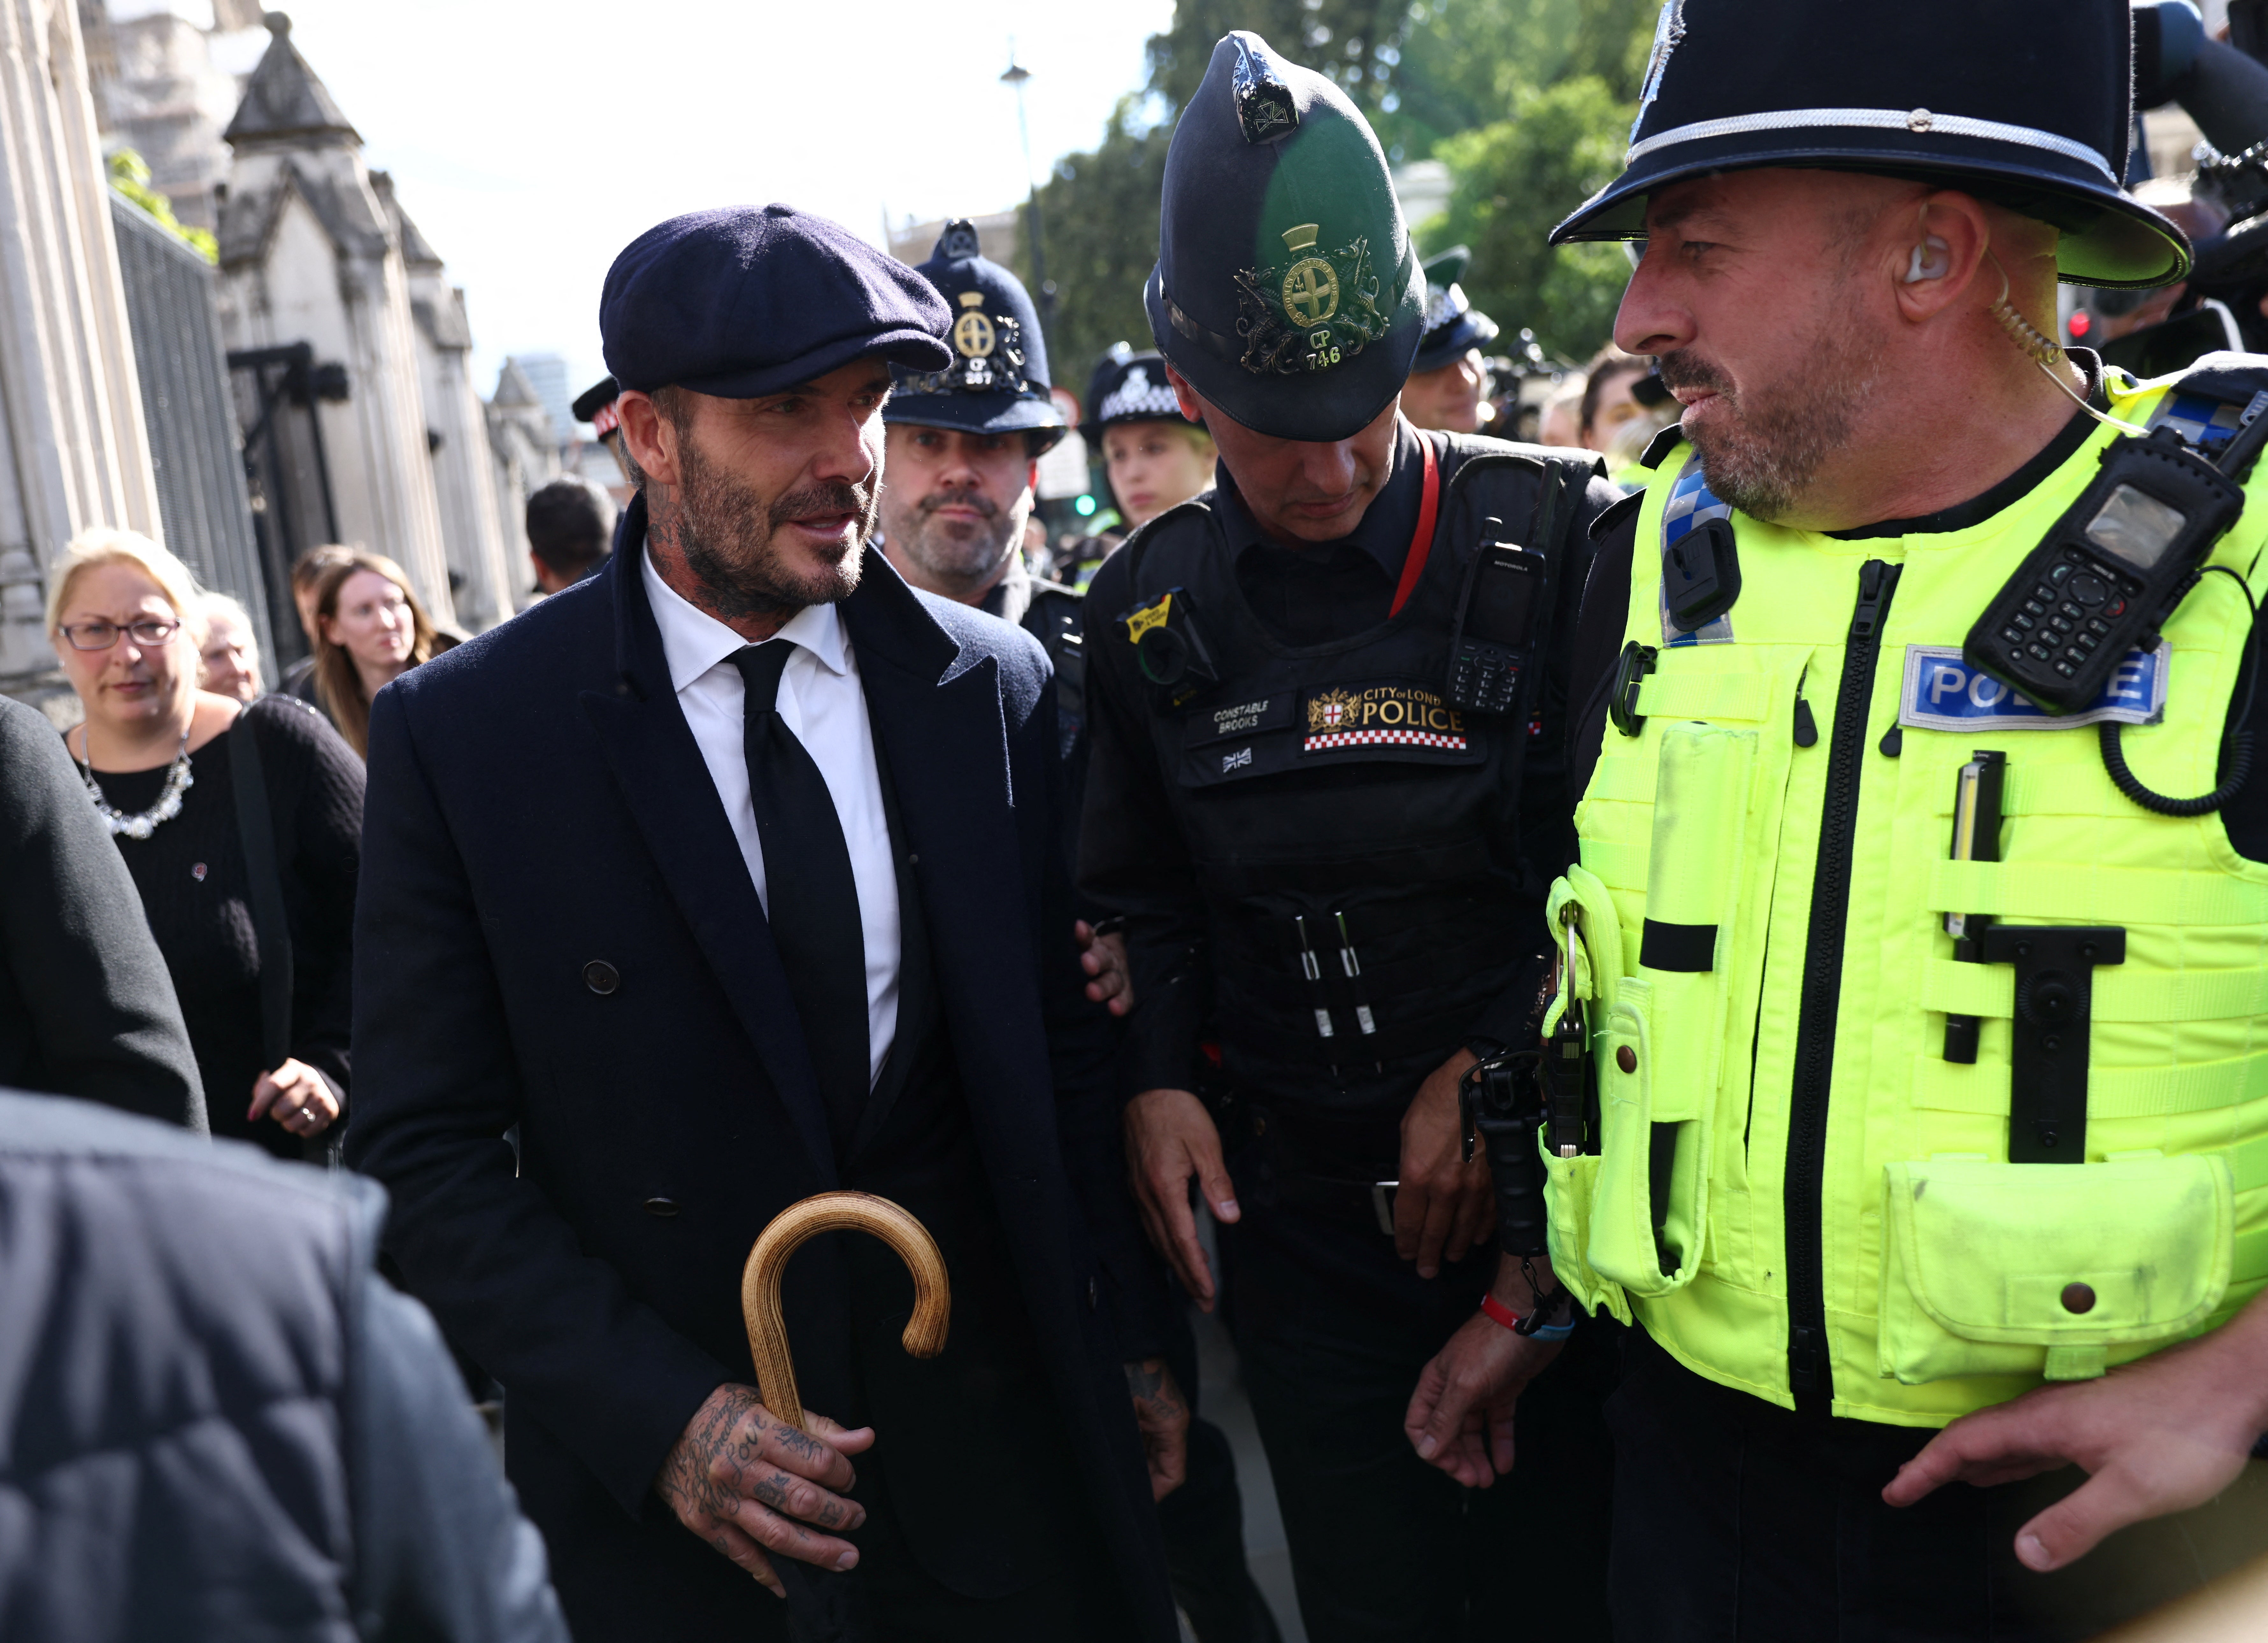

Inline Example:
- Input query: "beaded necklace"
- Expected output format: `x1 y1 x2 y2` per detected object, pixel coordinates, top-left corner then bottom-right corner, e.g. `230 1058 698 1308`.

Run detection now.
77 723 194 840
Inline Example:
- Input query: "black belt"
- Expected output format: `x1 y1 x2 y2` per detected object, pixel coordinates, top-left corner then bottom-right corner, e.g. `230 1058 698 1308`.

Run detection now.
1209 1085 1402 1238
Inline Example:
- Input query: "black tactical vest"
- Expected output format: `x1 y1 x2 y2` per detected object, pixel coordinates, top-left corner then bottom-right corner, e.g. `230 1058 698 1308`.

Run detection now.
1099 434 1594 1098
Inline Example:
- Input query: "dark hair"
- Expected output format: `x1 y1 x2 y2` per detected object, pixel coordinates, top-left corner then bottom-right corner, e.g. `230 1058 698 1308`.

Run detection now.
616 385 690 493
526 476 618 572
1579 346 1649 443
290 544 357 595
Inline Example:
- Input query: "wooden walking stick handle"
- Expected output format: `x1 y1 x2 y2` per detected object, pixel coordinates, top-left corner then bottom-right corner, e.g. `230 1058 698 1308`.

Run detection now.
740 1190 951 1434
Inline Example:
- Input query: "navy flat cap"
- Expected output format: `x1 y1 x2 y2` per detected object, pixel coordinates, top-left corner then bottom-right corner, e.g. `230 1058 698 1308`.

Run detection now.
600 204 953 398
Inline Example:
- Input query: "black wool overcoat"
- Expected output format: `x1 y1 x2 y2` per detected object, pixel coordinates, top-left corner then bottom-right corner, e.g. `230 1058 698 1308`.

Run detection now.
346 533 1174 1639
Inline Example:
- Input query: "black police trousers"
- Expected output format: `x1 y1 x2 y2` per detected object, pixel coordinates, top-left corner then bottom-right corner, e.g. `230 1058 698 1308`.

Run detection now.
1608 1326 2268 1642
1217 1200 1617 1642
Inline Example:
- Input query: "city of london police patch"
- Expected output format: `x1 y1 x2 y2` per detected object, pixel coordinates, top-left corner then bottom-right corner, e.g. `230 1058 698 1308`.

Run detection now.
1235 223 1391 376
1303 683 1468 752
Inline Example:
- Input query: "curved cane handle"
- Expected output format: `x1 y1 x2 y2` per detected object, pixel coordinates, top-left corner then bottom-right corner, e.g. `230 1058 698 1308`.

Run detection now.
740 1190 950 1433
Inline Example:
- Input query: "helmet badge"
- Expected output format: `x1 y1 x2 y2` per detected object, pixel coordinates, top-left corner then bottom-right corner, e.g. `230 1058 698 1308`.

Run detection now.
1234 223 1390 377
952 290 997 363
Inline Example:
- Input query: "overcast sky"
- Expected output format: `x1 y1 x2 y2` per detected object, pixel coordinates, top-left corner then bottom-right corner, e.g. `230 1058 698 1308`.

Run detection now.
264 0 1175 411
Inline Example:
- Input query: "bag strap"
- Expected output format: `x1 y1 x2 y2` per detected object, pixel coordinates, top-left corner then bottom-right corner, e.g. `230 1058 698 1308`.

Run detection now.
228 702 294 1072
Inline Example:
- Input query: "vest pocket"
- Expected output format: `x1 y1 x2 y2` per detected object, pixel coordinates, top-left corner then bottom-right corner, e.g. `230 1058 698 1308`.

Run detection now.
1585 980 1711 1297
1542 1146 1631 1324
1877 1155 2235 1386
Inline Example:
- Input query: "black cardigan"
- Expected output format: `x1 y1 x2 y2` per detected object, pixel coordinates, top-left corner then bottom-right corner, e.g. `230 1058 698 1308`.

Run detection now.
86 696 362 1156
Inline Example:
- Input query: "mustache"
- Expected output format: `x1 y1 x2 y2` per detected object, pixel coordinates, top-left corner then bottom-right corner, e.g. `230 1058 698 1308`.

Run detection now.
916 487 998 520
771 480 872 529
1656 351 1734 396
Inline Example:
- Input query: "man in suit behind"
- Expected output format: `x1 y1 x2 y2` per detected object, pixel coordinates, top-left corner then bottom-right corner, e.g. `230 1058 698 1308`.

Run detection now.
347 204 1182 1640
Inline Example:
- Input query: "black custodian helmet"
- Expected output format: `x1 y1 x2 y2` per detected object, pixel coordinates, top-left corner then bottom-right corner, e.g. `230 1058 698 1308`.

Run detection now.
1552 0 2188 290
1146 32 1424 442
1411 247 1500 375
885 219 1068 450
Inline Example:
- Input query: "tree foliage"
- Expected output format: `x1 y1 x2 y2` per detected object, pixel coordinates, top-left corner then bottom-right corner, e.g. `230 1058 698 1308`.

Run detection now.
1015 0 1667 398
107 149 218 263
1019 102 1176 399
1431 75 1634 361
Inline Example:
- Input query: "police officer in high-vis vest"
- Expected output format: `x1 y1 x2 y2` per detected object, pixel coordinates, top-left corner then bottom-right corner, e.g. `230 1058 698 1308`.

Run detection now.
1407 2 2268 1637
1082 31 1625 1640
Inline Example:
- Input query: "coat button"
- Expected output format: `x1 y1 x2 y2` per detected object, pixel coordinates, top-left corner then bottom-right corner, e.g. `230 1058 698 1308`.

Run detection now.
583 960 620 995
1616 1045 1638 1074
644 1197 680 1218
2060 1282 2096 1315
1087 1277 1098 1310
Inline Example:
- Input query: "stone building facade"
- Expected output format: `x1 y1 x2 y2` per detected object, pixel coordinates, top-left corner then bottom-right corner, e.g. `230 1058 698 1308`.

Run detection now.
0 0 164 691
213 13 457 627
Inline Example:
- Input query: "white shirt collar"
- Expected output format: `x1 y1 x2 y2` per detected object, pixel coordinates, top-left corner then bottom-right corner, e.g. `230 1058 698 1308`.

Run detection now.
641 545 849 693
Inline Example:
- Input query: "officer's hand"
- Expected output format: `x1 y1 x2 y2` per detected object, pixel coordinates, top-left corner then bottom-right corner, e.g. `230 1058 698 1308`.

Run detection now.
1126 1358 1192 1502
1883 1293 2268 1571
1404 1300 1562 1488
1396 1048 1495 1279
1076 920 1134 1015
1125 1087 1239 1311
655 1383 874 1596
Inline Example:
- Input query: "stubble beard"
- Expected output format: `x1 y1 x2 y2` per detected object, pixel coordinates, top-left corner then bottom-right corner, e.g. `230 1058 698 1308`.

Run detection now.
662 432 876 621
890 487 1024 594
1658 275 1885 522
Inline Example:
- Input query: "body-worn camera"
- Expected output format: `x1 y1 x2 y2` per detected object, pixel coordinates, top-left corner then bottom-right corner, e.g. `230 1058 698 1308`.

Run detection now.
1447 516 1548 715
1964 412 2268 713
1117 586 1220 708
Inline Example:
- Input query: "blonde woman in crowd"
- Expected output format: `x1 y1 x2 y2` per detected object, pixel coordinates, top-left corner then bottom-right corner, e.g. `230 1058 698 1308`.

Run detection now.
48 530 363 1159
197 591 264 702
309 550 449 758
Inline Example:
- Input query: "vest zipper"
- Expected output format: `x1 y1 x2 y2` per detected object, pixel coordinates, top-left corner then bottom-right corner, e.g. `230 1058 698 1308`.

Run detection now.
1784 557 1900 1414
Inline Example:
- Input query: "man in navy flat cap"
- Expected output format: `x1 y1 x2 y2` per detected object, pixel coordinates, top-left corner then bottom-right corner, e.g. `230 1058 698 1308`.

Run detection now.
347 203 1180 1642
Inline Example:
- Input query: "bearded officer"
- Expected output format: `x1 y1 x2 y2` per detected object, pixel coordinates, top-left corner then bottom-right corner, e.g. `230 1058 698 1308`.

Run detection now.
1400 247 1500 434
1408 3 2268 1637
1082 32 1622 1640
877 222 1090 780
882 220 1284 1643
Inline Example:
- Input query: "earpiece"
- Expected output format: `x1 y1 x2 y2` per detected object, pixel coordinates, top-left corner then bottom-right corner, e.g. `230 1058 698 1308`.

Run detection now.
1904 235 1951 283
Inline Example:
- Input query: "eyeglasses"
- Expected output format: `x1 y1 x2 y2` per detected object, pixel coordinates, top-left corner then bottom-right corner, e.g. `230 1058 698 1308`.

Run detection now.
59 618 182 651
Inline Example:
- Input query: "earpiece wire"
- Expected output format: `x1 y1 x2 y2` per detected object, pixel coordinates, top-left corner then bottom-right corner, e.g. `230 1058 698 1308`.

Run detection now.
1987 257 2149 437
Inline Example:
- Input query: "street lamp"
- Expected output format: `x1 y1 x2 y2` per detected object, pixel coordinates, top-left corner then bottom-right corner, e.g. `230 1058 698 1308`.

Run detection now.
1000 47 1054 324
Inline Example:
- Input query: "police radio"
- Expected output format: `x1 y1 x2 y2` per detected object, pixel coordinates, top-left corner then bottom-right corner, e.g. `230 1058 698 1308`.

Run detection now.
1964 409 2268 715
1447 517 1547 715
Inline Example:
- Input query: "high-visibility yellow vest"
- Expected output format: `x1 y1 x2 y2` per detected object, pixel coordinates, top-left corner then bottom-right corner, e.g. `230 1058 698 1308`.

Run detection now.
1545 372 2268 1426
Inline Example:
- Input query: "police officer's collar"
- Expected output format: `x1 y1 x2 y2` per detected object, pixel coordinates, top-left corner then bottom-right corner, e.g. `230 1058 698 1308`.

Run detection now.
1211 417 1425 578
1827 349 2109 541
978 552 1033 627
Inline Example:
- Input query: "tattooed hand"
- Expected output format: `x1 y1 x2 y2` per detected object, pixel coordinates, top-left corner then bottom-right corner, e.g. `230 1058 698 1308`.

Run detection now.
654 1383 876 1596
1125 1358 1191 1502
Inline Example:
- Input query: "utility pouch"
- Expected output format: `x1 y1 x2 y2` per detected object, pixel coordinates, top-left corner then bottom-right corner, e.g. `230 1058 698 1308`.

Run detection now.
1542 1145 1630 1324
1588 724 1753 1295
1877 1155 2234 1386
1539 864 1628 1317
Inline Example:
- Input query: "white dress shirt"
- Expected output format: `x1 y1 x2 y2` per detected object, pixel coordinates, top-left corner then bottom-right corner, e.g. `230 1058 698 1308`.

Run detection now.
642 548 899 1084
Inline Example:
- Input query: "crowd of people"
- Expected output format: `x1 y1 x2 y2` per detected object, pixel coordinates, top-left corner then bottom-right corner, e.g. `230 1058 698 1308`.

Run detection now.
13 2 2268 1641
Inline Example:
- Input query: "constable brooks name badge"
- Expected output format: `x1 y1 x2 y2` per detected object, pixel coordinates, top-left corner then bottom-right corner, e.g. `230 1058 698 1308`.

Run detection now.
1897 644 2169 732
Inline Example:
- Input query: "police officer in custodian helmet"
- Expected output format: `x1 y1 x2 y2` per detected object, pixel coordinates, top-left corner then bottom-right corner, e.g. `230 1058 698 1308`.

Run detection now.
1410 2 2268 1637
878 222 1093 812
1080 32 1625 1639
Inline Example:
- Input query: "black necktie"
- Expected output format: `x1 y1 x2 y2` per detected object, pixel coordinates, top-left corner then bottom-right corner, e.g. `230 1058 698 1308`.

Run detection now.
732 641 869 1149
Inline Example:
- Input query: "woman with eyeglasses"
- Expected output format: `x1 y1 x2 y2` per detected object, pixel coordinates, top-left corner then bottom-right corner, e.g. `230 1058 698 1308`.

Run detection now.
48 531 364 1159
308 552 451 759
